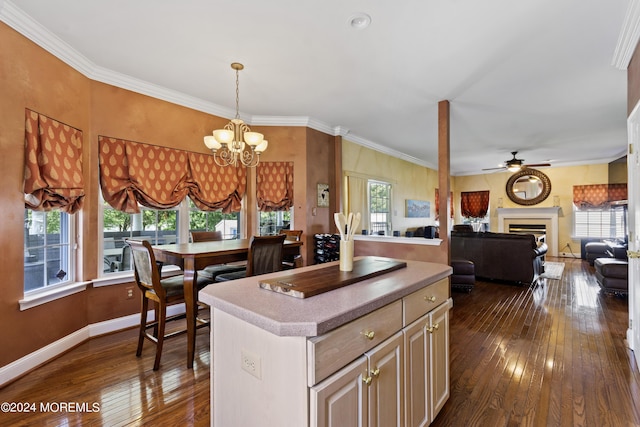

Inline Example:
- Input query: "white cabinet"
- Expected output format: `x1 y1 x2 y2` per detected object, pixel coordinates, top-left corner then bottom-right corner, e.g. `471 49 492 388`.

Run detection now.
404 300 450 427
311 278 451 427
311 331 404 427
207 270 452 427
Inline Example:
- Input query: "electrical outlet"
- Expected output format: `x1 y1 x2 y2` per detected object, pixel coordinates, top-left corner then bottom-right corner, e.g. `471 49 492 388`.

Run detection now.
241 349 262 379
126 286 134 299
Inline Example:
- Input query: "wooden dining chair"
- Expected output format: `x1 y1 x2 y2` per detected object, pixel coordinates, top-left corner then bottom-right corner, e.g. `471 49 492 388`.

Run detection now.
189 230 247 280
126 239 212 370
215 234 287 282
278 229 303 269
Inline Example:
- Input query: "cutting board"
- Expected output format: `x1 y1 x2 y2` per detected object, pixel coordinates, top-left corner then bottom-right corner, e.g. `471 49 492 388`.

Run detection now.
258 257 407 298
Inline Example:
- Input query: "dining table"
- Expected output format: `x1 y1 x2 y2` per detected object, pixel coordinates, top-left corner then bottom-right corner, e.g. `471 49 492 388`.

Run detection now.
152 238 303 369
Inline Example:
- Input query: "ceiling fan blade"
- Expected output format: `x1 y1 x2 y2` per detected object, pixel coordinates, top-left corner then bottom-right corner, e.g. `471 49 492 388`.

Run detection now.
523 163 551 168
482 166 506 171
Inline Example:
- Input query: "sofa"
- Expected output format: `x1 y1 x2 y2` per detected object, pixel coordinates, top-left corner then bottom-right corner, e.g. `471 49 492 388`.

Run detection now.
451 231 548 285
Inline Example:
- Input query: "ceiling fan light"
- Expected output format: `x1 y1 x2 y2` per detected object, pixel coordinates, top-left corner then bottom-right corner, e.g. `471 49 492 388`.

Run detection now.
507 164 522 173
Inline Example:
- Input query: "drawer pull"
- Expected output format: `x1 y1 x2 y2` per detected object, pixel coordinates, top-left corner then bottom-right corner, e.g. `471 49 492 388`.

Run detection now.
424 295 437 303
363 375 373 385
370 368 380 377
363 330 375 340
427 323 440 333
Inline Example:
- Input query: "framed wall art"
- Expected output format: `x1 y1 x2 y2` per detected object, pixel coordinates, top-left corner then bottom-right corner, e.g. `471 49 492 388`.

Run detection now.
405 199 430 218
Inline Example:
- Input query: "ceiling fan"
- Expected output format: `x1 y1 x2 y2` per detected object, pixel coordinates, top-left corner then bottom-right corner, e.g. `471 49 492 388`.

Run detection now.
482 151 551 172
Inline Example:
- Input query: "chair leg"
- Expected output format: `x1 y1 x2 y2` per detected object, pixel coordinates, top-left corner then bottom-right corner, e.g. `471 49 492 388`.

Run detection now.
136 295 149 357
153 301 167 371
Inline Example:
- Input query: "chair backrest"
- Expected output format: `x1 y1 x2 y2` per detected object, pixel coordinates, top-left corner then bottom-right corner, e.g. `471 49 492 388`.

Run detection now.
278 229 303 241
126 239 166 299
191 230 223 242
246 234 287 277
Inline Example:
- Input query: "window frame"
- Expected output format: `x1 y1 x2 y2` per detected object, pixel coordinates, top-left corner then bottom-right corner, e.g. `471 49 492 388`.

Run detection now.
573 204 628 239
368 179 393 235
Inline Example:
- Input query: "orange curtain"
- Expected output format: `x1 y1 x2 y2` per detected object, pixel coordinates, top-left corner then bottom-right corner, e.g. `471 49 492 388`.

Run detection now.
187 151 246 213
434 188 454 220
461 190 490 218
256 162 294 212
24 109 85 213
573 184 627 209
99 136 247 213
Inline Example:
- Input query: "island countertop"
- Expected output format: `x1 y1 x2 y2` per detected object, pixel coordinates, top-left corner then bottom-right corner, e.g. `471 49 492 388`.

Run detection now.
199 256 451 337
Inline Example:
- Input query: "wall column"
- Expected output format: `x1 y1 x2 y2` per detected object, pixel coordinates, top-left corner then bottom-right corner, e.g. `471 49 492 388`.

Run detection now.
438 100 451 264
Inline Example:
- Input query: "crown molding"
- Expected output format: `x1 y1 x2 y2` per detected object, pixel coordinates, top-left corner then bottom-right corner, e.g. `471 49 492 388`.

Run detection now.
613 0 640 70
0 0 434 169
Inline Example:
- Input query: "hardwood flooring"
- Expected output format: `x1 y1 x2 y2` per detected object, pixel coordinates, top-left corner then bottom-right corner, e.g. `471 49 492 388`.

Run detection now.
0 257 638 426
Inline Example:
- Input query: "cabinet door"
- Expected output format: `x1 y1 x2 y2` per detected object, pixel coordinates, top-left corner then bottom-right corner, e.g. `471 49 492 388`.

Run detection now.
366 331 404 427
404 313 430 427
429 302 450 419
311 356 369 427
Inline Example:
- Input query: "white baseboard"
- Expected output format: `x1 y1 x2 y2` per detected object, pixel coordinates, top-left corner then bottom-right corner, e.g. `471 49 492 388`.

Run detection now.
0 303 186 387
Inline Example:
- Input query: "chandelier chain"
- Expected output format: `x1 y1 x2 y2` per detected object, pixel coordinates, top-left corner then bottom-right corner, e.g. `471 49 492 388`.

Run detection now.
235 67 240 119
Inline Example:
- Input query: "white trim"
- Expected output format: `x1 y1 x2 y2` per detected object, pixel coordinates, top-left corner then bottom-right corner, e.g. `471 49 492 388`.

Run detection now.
0 303 186 387
0 1 435 170
613 0 640 70
19 281 89 311
353 234 442 246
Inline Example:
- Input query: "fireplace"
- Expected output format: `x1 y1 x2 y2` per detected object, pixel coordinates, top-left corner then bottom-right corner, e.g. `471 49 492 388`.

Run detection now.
497 207 560 256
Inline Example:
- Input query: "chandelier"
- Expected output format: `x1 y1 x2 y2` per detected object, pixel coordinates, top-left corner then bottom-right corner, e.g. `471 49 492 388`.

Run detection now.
204 62 268 167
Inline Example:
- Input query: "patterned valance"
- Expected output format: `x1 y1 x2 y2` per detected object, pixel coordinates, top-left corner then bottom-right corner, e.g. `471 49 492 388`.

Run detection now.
24 109 85 213
256 161 294 212
461 190 490 219
99 136 246 213
573 184 627 209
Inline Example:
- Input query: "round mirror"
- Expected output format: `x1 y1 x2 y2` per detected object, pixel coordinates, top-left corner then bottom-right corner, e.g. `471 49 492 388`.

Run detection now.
505 168 551 206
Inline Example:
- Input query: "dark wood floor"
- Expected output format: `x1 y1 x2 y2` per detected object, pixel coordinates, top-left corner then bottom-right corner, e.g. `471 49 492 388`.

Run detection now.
0 257 638 426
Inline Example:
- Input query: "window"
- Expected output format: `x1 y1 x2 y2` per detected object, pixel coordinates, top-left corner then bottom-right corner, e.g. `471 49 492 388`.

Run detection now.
369 180 392 235
259 209 292 236
101 197 242 275
574 204 627 239
101 200 179 274
24 209 75 292
188 199 240 239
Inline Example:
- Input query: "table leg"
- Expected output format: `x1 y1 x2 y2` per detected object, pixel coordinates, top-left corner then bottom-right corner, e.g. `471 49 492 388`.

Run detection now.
183 257 197 369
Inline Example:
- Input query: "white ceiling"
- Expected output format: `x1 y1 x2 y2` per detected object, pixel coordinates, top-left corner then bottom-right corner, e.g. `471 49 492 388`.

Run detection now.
2 0 632 175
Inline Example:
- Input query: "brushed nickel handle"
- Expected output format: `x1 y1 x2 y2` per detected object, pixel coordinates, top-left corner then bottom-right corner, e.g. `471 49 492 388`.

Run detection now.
370 368 380 377
363 330 375 340
628 250 640 259
427 323 440 333
424 295 437 303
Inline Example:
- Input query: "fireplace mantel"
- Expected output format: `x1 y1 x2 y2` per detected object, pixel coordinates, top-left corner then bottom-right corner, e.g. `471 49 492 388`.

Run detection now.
497 207 560 256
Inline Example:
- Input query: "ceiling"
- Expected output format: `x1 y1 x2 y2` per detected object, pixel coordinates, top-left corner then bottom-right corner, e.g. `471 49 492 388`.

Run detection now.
1 0 632 175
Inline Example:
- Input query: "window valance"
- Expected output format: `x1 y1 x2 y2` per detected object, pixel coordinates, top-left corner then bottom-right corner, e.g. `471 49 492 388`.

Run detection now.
256 161 294 212
461 190 490 219
98 136 246 213
24 109 85 213
573 184 627 209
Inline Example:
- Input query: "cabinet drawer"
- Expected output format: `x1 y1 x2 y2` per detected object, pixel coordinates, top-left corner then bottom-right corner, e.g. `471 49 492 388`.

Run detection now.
307 300 402 386
403 278 449 326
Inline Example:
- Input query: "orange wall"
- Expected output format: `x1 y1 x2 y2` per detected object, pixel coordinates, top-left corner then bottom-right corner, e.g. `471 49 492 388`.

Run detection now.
0 23 335 368
628 42 640 115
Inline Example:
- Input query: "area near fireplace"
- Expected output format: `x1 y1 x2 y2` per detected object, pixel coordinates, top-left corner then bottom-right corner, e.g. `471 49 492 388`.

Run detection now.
497 207 560 256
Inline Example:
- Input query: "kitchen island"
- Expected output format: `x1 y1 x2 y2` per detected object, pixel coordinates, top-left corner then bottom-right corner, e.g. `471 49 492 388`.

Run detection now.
199 256 452 427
